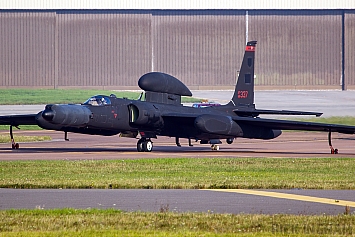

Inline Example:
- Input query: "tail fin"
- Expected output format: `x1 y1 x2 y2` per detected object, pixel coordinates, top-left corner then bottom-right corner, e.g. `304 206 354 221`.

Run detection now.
228 40 257 108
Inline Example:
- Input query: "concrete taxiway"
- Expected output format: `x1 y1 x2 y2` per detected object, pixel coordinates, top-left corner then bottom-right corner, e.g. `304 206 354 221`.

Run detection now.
1 189 355 215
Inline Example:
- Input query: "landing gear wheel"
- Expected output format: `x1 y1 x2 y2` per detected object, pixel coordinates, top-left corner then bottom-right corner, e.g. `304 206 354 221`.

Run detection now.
331 148 338 154
137 140 144 152
211 144 219 151
143 140 153 152
226 138 234 144
11 142 19 149
137 138 153 152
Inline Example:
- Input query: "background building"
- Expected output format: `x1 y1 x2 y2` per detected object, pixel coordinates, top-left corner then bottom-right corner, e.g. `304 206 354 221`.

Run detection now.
0 1 354 90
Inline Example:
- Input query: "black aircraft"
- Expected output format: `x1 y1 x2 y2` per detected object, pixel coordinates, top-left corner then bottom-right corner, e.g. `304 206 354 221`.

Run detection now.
1 41 355 153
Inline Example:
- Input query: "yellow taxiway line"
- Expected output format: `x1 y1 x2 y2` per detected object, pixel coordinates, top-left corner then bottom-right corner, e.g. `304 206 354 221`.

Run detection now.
203 189 355 207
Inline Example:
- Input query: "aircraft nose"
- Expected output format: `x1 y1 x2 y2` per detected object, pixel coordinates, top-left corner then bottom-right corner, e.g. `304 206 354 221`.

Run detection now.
42 109 55 121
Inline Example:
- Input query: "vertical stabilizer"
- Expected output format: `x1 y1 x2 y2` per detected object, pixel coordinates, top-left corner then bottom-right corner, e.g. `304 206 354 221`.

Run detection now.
228 41 257 107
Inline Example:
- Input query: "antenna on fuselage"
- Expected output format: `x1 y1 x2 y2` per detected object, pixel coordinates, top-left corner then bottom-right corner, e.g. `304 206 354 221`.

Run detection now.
137 92 144 101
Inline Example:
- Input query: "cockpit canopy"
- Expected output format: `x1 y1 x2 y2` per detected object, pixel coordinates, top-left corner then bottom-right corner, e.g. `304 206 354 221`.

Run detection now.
83 95 111 106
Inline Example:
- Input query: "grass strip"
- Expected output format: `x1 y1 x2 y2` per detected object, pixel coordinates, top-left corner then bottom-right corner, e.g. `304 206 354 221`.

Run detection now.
0 89 199 105
0 135 51 143
0 125 42 131
0 89 137 104
0 209 354 236
296 116 355 126
0 158 354 189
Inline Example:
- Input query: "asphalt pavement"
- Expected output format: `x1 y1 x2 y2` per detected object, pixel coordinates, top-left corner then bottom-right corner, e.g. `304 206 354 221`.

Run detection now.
1 189 355 215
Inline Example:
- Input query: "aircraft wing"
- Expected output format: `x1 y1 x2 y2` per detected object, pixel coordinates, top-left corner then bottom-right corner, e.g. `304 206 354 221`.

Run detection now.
233 109 323 117
0 114 38 126
234 116 355 134
163 113 355 134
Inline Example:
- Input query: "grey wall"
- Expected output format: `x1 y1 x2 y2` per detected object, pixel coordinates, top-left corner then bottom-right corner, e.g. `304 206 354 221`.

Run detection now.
345 12 355 89
152 12 245 89
0 12 56 87
56 13 151 88
0 10 353 90
249 11 343 89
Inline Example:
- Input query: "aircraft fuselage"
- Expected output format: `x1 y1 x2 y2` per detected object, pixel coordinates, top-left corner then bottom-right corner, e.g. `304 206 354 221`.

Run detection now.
36 97 281 141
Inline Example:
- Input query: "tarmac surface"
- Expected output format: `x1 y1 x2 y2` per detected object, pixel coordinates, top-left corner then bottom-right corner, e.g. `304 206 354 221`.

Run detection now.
1 189 355 215
0 90 355 214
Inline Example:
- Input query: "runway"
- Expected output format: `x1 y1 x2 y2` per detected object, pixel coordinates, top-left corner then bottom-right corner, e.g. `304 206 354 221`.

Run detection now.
0 130 354 214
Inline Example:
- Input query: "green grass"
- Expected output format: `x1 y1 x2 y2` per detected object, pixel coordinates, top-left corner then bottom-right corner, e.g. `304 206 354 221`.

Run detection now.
0 89 200 105
0 89 136 104
0 209 354 236
0 158 354 189
297 116 355 126
0 125 42 131
0 134 50 143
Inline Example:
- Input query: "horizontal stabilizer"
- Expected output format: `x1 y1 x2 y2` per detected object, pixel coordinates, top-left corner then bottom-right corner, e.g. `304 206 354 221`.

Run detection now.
233 109 322 117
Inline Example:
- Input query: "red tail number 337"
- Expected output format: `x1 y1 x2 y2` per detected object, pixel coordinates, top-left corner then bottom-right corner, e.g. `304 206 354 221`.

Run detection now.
238 90 248 99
